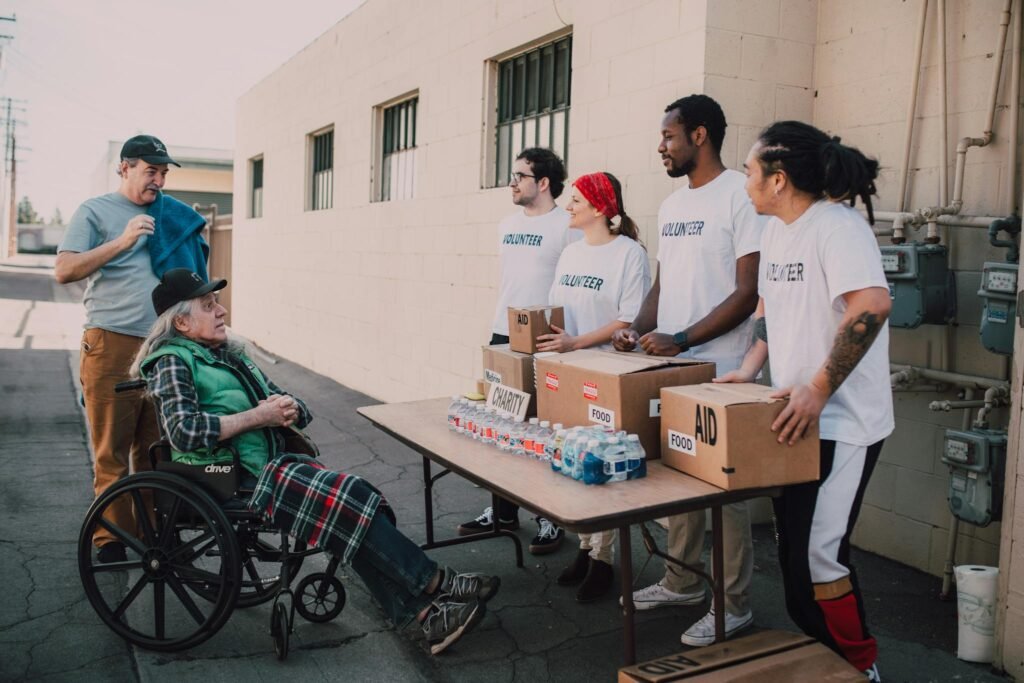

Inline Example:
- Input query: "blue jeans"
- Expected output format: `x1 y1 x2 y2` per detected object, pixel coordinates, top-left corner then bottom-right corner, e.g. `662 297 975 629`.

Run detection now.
350 511 438 628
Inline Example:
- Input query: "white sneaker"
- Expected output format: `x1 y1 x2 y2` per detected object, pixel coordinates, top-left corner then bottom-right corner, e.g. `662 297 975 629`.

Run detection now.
680 608 753 647
619 582 706 610
864 663 882 682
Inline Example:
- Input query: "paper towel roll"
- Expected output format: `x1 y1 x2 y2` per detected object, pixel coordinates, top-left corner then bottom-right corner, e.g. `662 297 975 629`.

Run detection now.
955 564 1000 663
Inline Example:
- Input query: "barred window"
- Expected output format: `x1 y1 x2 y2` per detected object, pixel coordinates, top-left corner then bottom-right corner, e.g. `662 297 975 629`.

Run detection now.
494 36 571 187
250 156 263 218
309 128 333 211
379 97 417 201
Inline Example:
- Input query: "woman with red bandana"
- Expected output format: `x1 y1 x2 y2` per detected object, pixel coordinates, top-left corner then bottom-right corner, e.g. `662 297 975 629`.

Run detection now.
540 171 651 601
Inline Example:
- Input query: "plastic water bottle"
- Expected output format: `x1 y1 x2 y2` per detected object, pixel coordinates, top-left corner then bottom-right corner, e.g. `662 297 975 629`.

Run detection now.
602 437 628 483
548 428 567 472
533 420 553 460
509 417 527 455
560 428 582 476
494 412 512 451
480 408 497 446
625 434 647 480
453 399 468 434
523 417 540 457
447 395 462 430
581 438 612 485
574 429 606 480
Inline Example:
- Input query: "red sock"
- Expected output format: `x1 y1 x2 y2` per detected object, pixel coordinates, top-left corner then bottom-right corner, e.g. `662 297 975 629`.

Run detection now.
817 592 877 670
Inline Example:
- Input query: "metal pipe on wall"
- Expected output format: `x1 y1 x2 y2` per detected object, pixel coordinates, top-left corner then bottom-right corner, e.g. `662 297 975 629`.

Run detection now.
897 0 931 215
1009 0 1022 216
890 363 1010 390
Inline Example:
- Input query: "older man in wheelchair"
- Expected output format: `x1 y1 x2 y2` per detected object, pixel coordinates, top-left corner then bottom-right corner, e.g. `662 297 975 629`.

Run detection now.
78 268 498 658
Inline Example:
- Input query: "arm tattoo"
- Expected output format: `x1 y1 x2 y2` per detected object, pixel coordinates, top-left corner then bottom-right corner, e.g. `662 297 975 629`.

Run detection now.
825 311 883 394
753 317 767 343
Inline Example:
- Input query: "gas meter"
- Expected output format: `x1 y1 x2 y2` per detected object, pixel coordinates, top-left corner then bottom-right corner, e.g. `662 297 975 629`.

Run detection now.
942 428 1006 527
880 243 955 328
977 261 1018 355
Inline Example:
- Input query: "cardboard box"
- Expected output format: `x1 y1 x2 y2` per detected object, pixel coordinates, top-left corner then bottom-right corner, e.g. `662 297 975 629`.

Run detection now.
507 305 564 354
535 350 715 458
482 344 536 416
618 630 862 681
660 383 819 490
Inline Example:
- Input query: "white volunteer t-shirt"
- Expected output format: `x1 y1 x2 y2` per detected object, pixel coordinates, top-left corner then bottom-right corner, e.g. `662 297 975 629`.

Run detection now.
758 200 894 446
656 169 765 374
549 235 651 350
492 206 579 335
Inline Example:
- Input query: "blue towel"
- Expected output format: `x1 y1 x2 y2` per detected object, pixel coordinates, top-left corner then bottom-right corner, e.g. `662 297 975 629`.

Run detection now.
147 193 210 279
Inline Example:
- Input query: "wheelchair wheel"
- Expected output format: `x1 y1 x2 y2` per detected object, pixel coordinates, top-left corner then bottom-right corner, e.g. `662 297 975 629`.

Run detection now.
295 573 346 623
271 600 290 660
78 472 242 652
183 522 306 609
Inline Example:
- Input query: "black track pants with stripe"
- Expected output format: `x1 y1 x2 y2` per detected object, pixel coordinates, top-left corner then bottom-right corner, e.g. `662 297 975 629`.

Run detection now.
773 439 883 670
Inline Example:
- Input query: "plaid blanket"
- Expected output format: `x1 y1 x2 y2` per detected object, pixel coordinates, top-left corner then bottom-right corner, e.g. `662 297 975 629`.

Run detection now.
248 454 383 564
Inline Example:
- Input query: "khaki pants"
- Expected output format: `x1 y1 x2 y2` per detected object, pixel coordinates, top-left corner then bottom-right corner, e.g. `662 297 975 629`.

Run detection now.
579 530 616 564
80 328 160 548
661 501 753 615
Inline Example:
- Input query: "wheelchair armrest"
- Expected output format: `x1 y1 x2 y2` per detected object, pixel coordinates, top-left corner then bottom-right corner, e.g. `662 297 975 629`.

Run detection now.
148 439 173 470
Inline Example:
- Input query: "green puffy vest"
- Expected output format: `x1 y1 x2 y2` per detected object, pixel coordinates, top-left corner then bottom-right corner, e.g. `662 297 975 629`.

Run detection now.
142 338 278 477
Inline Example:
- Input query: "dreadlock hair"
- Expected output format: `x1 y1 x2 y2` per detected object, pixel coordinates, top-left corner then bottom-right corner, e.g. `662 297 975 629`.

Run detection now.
755 120 879 224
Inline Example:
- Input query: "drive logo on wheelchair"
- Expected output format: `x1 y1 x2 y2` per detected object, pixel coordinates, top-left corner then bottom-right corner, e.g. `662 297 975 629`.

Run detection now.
204 464 234 474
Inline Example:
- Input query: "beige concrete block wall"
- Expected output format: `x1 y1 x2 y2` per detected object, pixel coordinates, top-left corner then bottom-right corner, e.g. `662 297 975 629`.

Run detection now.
815 0 1021 583
233 0 816 403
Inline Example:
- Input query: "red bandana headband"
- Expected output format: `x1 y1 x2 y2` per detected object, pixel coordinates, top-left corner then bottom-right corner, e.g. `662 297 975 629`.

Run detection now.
574 172 620 219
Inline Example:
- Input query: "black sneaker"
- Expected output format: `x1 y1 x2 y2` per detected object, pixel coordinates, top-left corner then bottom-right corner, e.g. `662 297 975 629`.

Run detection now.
422 598 485 655
96 542 127 564
438 567 500 603
529 517 564 555
456 506 519 536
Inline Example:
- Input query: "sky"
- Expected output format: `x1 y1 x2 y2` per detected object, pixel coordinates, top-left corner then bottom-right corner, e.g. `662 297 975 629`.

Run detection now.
0 0 366 222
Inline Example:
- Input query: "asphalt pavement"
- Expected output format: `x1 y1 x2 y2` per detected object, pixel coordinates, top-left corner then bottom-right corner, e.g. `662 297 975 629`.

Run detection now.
0 256 1011 682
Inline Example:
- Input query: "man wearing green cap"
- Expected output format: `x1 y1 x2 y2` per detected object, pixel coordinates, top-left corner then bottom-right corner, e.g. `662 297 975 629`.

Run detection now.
55 135 187 564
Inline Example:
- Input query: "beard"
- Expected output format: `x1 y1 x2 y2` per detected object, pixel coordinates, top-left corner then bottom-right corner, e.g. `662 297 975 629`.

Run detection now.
666 157 695 178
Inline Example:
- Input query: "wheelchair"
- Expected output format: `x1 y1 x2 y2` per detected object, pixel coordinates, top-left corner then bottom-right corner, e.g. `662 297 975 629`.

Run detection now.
77 379 345 660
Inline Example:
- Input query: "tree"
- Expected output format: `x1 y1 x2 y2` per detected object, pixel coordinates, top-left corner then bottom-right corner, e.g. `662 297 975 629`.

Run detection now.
17 196 40 224
50 207 64 225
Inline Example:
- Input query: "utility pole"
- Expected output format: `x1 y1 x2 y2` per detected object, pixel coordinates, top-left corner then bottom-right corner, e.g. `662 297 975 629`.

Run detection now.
0 13 16 258
0 96 27 258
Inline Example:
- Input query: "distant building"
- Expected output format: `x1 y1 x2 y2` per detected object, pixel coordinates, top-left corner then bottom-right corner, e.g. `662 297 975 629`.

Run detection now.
92 141 234 216
16 222 62 254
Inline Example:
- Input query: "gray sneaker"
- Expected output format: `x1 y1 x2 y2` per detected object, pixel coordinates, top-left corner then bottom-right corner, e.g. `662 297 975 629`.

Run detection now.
422 599 485 655
438 567 500 603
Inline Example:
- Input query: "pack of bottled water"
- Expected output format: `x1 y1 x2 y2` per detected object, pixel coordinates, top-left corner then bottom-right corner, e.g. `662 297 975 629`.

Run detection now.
446 396 647 485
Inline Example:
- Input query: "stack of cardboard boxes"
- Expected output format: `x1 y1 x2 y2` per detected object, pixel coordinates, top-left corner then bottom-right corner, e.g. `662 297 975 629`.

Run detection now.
479 306 820 489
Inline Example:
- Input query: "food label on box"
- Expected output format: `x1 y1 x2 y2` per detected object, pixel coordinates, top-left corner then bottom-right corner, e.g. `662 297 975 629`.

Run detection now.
487 383 531 421
649 398 661 417
484 369 502 384
545 372 559 391
583 381 598 400
588 403 615 428
668 429 697 456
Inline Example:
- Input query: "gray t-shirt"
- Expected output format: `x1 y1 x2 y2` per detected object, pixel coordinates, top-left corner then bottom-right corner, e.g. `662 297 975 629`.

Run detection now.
59 192 159 337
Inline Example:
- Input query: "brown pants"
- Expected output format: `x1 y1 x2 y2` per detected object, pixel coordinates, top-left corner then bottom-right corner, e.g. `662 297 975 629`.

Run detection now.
80 328 160 548
662 501 753 615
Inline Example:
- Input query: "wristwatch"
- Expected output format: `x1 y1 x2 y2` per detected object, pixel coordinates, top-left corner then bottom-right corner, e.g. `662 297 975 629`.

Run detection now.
672 331 690 352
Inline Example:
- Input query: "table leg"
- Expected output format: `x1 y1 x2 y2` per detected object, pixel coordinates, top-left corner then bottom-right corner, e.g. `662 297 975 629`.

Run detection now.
711 504 725 642
422 456 434 545
418 457 524 567
620 523 636 665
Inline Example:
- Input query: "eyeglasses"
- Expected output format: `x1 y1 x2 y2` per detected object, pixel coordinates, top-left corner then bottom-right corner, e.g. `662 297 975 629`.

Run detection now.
509 171 536 185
